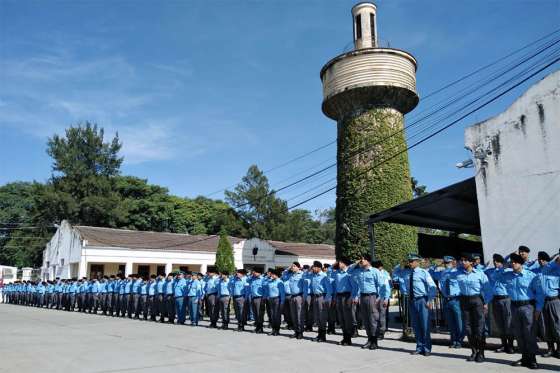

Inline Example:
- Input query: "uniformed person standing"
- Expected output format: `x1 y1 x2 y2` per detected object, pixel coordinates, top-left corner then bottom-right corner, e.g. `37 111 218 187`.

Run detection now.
323 263 337 335
493 253 543 369
217 271 232 330
352 254 389 350
266 268 285 336
204 269 219 328
155 274 165 322
187 272 204 326
533 251 560 359
456 253 490 363
309 261 332 342
486 254 514 353
372 260 391 340
439 256 464 349
232 269 249 331
288 262 306 340
334 258 358 346
164 273 175 323
406 253 437 356
249 267 266 334
147 275 157 321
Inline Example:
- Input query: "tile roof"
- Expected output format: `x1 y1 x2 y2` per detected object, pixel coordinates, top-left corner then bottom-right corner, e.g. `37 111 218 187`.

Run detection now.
267 240 335 259
75 226 242 253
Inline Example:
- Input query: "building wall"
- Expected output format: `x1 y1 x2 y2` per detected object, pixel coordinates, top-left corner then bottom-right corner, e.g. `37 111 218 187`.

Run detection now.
465 71 560 260
41 220 83 280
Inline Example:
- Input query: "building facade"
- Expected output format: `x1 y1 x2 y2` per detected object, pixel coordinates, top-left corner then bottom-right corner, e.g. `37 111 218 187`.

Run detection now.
465 70 560 259
41 221 335 279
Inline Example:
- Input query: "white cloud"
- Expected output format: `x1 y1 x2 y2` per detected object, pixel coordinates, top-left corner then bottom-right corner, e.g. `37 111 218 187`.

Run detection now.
0 36 256 166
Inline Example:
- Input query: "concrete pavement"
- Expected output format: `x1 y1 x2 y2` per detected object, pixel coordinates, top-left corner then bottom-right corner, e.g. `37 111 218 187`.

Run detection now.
1 304 558 373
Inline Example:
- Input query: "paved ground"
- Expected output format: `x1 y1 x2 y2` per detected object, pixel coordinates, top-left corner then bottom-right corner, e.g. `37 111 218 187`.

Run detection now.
1 304 558 373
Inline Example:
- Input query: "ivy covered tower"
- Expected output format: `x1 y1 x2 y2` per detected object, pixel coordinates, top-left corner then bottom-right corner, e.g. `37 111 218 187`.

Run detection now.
320 2 419 266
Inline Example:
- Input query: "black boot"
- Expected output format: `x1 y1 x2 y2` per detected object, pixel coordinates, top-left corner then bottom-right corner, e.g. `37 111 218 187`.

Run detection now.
495 338 507 353
542 342 554 357
475 337 485 363
369 336 378 350
296 332 303 340
527 354 538 369
506 337 515 354
338 334 350 346
467 336 477 361
352 326 359 338
362 337 373 349
290 331 298 339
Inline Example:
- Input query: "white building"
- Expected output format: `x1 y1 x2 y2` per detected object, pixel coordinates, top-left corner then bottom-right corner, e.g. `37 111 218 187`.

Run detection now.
41 220 335 279
0 265 17 284
465 70 560 259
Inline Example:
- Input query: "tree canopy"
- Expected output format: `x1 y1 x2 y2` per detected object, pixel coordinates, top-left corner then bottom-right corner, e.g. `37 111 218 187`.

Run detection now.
0 123 335 268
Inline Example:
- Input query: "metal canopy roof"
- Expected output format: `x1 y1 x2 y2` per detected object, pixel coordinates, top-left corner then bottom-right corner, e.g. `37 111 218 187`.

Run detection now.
368 177 481 235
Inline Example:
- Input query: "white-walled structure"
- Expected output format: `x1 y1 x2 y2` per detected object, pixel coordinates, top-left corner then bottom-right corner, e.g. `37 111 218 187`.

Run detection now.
41 221 335 279
0 265 17 284
465 70 560 260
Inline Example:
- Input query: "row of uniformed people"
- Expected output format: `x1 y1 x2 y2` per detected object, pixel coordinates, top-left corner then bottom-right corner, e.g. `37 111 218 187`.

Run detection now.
3 255 392 348
393 248 559 370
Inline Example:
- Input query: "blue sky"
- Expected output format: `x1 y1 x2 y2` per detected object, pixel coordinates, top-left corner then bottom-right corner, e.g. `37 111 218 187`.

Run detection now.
1 0 559 213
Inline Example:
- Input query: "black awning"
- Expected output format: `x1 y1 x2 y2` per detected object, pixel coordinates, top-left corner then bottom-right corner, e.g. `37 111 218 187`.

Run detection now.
368 177 480 235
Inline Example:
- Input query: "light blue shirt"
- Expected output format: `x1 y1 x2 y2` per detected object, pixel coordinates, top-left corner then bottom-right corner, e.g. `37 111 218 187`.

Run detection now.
456 268 490 302
217 278 231 297
186 278 204 300
309 271 333 302
492 268 544 311
288 271 305 295
148 280 157 296
266 278 285 304
205 275 219 294
231 276 249 297
333 267 358 298
352 265 390 300
174 278 187 298
249 275 265 297
439 267 462 298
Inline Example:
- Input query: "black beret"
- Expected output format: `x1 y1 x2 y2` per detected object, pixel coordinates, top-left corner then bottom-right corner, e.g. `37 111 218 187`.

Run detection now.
251 267 262 274
312 261 322 268
510 253 525 264
372 260 383 268
236 268 247 275
292 261 301 268
460 252 475 261
518 245 530 253
339 257 352 266
361 253 372 263
537 251 550 261
492 254 505 263
221 270 230 276
302 264 310 270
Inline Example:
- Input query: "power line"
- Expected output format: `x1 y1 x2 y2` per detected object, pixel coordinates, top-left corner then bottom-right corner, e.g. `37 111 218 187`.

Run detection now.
266 37 560 200
287 56 560 210
286 48 560 208
205 28 560 199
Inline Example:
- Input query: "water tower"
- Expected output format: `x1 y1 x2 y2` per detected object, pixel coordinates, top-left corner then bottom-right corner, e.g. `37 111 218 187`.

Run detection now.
320 2 419 263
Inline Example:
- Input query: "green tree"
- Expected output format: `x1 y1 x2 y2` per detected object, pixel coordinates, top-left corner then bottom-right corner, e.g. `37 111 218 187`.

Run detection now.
225 165 287 239
0 182 53 267
214 230 235 273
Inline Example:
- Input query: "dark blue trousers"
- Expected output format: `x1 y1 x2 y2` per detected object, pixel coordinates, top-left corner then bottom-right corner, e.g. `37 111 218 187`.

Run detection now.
410 296 432 353
444 298 464 345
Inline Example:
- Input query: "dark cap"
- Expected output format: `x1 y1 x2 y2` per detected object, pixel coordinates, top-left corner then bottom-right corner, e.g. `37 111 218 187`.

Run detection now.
312 261 322 268
510 253 525 264
361 253 372 263
492 254 505 263
537 251 550 261
236 268 247 275
339 257 352 266
518 245 530 253
292 261 301 268
460 252 475 262
372 260 383 268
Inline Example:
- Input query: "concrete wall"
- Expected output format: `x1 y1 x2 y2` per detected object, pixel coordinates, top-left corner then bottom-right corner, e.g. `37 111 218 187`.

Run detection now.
465 70 560 261
41 220 83 280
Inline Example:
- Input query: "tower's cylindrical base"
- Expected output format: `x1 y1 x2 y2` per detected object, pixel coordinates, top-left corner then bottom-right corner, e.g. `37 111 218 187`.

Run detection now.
335 107 416 268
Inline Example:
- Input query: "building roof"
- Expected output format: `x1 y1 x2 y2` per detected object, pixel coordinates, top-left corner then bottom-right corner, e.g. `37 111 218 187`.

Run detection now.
267 240 335 259
367 177 480 235
74 226 243 253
